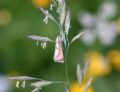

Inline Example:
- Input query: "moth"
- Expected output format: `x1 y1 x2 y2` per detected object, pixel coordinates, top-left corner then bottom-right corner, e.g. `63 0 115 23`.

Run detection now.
53 36 64 63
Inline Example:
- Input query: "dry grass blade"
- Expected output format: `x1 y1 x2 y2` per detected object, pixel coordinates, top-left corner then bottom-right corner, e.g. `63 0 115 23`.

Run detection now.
31 88 41 92
40 8 56 23
9 76 42 81
57 0 64 13
60 2 66 26
31 81 52 90
52 0 57 6
65 87 70 92
76 64 83 85
70 32 84 44
65 11 71 35
83 60 91 78
84 77 93 92
28 35 54 42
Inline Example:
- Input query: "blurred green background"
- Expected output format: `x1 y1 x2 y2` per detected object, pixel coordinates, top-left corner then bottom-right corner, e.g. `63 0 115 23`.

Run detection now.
0 0 120 92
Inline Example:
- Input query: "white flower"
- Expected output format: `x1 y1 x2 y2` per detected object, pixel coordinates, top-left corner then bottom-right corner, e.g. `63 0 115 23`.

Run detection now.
96 21 117 45
79 13 95 28
78 1 118 46
0 75 11 92
98 2 117 19
81 30 96 46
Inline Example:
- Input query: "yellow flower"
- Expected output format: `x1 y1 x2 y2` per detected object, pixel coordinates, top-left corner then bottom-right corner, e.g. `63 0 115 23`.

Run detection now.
70 82 94 92
85 51 111 78
0 9 12 26
7 70 20 76
116 19 120 35
108 50 120 70
32 0 52 8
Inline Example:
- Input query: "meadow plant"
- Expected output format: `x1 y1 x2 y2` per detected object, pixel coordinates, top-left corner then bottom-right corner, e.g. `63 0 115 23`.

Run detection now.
10 0 93 92
78 1 117 46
